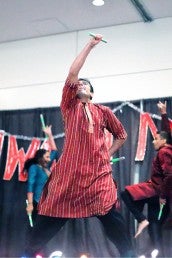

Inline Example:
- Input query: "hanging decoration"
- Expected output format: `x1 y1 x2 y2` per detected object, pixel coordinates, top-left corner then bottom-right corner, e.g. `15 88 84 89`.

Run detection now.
3 136 40 181
135 113 158 161
0 101 171 181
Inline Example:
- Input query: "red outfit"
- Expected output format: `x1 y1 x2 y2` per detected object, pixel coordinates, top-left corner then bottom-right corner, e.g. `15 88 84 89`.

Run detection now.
161 113 171 133
150 145 172 198
126 145 172 200
126 113 172 201
38 80 127 218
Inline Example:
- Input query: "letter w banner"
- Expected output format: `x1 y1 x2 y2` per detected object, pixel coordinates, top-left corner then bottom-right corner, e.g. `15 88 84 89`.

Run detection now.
3 136 41 181
135 113 157 161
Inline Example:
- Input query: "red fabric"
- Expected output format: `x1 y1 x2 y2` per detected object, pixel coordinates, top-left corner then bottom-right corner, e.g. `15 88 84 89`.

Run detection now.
38 80 127 218
161 114 171 133
151 145 172 198
126 145 172 201
125 181 157 201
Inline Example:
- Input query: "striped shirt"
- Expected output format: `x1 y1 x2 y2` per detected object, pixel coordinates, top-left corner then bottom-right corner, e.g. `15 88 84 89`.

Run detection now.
38 80 127 218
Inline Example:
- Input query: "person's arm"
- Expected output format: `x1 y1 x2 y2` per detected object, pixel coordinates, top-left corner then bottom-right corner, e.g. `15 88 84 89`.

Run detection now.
43 125 57 150
158 150 172 201
104 107 127 157
157 101 171 133
26 192 34 214
109 139 126 157
61 34 103 114
67 34 103 84
47 150 59 169
26 165 37 214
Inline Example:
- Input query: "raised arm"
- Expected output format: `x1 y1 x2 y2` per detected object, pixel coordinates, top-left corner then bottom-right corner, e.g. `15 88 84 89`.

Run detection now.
157 101 171 133
67 34 103 84
61 34 103 114
43 125 57 150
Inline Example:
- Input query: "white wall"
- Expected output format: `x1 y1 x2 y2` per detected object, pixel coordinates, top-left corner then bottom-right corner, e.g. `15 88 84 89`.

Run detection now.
0 17 172 110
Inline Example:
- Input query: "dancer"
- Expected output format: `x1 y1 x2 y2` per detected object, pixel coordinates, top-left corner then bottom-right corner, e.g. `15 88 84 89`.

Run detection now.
25 34 136 258
121 102 172 255
24 125 58 224
157 101 172 228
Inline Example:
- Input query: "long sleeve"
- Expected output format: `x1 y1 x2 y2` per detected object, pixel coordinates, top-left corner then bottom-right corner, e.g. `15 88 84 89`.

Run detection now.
104 106 127 140
27 165 37 193
158 148 172 198
161 114 171 133
60 79 78 116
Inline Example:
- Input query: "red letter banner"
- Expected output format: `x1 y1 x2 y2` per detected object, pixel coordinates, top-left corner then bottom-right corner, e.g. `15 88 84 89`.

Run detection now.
3 136 41 181
135 113 157 161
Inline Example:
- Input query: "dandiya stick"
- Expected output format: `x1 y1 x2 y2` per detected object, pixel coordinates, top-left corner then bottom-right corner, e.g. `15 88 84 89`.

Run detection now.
111 156 125 163
158 203 164 220
89 32 107 43
26 200 33 227
40 114 48 139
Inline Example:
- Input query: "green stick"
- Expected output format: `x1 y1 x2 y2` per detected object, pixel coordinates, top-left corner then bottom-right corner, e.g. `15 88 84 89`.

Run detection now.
158 203 164 220
89 32 107 43
40 114 48 139
111 156 125 163
40 114 46 129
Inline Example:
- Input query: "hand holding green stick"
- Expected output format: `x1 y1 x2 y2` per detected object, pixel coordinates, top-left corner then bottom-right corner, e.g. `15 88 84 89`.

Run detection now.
26 200 33 227
158 203 164 220
89 32 107 43
111 156 125 163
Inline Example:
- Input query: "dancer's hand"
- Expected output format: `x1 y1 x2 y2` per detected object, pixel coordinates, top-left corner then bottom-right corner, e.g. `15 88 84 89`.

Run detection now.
89 34 103 47
26 203 33 214
42 125 53 137
159 197 166 205
157 101 167 114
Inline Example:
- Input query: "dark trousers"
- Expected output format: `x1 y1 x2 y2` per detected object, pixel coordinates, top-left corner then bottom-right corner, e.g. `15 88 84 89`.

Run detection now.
121 189 170 254
121 189 169 223
25 206 136 258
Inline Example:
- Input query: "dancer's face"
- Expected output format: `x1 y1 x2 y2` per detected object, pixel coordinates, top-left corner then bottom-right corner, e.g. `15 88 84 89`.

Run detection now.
40 151 51 166
152 133 166 150
76 80 93 100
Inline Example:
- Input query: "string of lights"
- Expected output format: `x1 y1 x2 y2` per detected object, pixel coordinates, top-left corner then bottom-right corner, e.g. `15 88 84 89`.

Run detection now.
1 100 168 141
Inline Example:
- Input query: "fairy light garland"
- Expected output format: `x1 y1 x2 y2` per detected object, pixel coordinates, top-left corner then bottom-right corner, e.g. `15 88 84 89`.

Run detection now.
0 101 171 141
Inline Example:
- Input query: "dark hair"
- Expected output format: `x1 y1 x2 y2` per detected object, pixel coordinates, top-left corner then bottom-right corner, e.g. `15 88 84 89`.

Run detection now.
158 131 172 145
24 149 48 171
79 78 94 99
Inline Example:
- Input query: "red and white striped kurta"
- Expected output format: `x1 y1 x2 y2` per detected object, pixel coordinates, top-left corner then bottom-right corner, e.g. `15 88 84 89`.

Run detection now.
38 80 127 218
